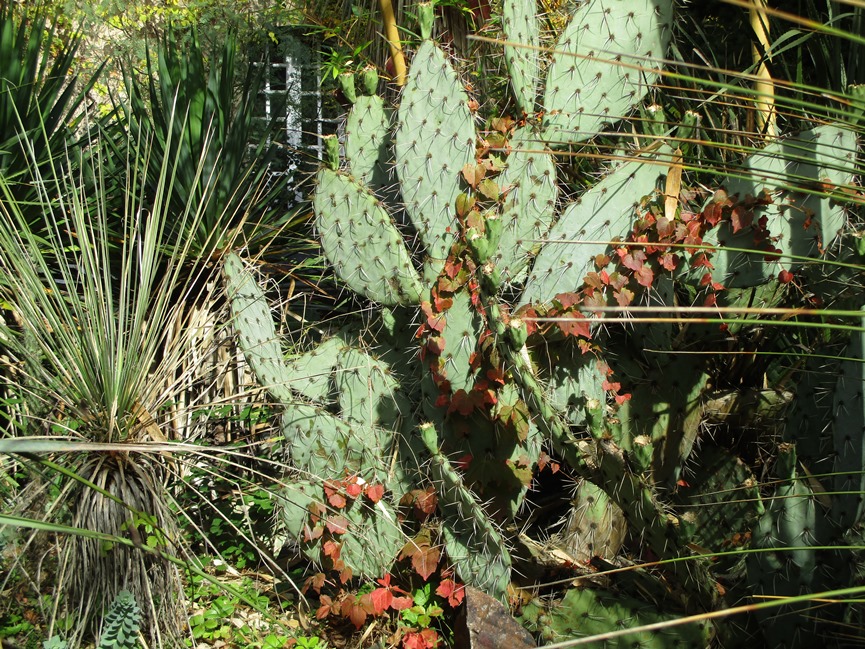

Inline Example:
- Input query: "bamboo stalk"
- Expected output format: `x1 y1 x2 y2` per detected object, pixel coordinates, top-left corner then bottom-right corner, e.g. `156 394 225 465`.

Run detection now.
379 0 407 85
750 0 777 137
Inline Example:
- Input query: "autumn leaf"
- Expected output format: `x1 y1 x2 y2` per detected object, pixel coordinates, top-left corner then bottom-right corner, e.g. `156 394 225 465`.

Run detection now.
435 579 465 607
559 313 592 339
342 598 367 629
730 205 752 233
403 628 441 649
366 483 385 503
370 587 393 615
326 515 350 535
316 594 332 619
327 491 347 509
323 539 341 560
778 269 794 284
634 264 654 288
553 291 581 310
345 479 363 499
391 595 414 610
462 163 485 188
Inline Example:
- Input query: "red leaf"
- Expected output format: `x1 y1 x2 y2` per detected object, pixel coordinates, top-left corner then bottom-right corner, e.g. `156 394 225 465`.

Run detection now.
366 483 385 503
316 594 332 620
403 629 440 649
455 454 473 470
659 252 678 271
303 524 323 542
778 269 794 284
614 287 634 307
339 566 353 583
327 491 347 509
436 579 466 607
391 595 414 610
730 205 752 233
656 216 675 239
345 600 367 629
427 336 445 356
553 292 581 310
634 264 654 288
614 392 632 405
326 515 350 535
345 481 363 499
323 539 341 559
559 313 592 339
411 544 441 580
370 588 393 615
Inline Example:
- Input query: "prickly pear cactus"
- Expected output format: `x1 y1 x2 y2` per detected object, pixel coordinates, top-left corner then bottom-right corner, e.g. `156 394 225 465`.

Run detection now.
541 0 673 146
519 587 713 647
223 0 865 639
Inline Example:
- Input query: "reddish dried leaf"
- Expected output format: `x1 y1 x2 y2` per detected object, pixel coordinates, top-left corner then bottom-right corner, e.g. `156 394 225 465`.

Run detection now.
614 287 634 307
656 216 675 239
370 588 392 615
343 599 367 629
391 595 414 610
659 252 678 271
730 205 752 233
323 539 341 559
412 544 441 580
339 566 353 583
327 491 347 509
559 313 592 339
303 524 323 542
326 515 350 535
427 336 445 356
366 483 385 503
436 579 466 607
634 264 654 288
553 291 581 310
778 269 794 284
345 481 363 499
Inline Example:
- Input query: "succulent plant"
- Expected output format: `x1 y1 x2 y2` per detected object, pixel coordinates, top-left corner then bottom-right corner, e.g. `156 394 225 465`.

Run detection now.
222 0 865 639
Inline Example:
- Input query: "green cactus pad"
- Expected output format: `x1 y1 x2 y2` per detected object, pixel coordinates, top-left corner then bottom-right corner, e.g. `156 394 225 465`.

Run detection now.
283 403 390 481
223 252 293 403
710 124 857 288
615 356 708 484
280 478 402 579
541 0 673 147
436 290 482 393
519 586 712 647
521 147 669 306
831 307 865 528
314 168 423 305
284 336 343 403
345 94 392 189
559 480 627 562
542 341 607 426
395 40 476 263
502 0 539 115
420 422 512 599
495 126 558 284
675 446 763 566
336 344 409 430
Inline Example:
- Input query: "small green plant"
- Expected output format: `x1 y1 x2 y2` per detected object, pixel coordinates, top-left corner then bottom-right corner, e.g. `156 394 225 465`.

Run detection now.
293 636 328 649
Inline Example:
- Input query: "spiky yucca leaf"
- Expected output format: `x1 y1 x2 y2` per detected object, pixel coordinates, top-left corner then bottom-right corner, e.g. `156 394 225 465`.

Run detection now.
0 121 236 646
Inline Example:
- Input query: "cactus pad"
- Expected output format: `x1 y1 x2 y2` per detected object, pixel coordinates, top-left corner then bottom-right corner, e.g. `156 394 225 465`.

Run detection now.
395 39 475 262
542 0 673 146
314 168 423 305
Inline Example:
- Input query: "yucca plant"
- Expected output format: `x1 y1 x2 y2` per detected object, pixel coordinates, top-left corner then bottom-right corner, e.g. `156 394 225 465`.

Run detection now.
0 119 239 646
116 25 288 259
0 0 102 226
